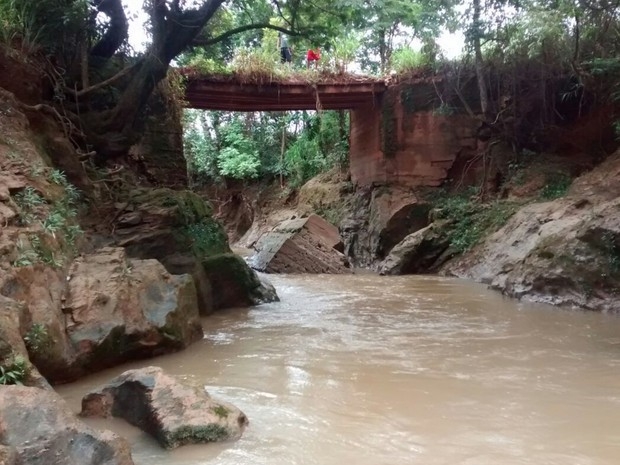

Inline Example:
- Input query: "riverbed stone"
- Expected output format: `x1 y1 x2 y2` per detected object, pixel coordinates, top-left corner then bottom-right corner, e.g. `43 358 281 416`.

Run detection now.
202 253 279 308
0 385 135 465
63 247 202 377
379 221 451 275
249 214 350 274
80 366 249 449
341 185 430 268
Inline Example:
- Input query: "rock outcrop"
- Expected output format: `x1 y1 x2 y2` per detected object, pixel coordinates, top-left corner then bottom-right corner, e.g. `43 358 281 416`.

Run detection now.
110 188 277 312
81 366 249 449
446 151 620 312
1 247 203 383
341 186 430 268
0 385 135 465
63 247 203 375
203 253 279 306
250 214 349 273
0 295 49 389
379 221 451 275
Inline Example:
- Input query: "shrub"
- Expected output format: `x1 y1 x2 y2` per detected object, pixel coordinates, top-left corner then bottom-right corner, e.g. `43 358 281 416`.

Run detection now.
0 354 27 385
390 47 428 74
433 191 518 253
24 323 49 353
540 173 572 200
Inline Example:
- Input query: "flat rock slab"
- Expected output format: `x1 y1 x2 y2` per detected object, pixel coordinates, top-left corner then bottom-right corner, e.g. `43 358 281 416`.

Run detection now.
250 214 350 273
0 385 134 465
81 366 248 449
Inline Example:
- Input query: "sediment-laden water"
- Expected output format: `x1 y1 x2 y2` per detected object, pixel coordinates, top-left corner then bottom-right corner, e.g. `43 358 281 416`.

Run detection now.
57 274 620 465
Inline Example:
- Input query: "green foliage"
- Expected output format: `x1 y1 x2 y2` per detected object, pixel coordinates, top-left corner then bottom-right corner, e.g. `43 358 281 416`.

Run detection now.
11 170 82 268
601 231 620 275
48 168 67 185
433 191 518 253
217 121 261 179
540 173 572 200
329 33 360 72
184 220 229 259
0 354 27 385
14 187 45 225
390 47 428 73
0 0 90 55
13 238 39 267
184 55 228 75
285 135 325 188
218 147 260 179
24 323 49 353
231 45 282 82
166 424 229 447
212 405 230 419
184 108 348 188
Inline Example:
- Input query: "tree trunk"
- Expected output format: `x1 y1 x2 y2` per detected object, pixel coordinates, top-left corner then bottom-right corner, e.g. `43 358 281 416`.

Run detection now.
472 0 489 118
83 54 169 160
78 0 226 160
280 115 287 188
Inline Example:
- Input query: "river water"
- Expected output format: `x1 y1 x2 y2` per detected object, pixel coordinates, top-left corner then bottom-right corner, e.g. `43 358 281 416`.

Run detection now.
56 274 620 465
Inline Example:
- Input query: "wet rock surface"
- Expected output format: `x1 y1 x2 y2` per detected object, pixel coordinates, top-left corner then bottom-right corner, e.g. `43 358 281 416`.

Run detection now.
250 214 349 274
446 151 620 312
379 222 451 275
341 186 430 268
202 253 279 307
0 385 134 465
63 247 203 375
81 366 249 449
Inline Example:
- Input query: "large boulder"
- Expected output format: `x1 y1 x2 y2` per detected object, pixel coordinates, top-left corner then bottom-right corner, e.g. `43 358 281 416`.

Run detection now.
203 253 279 307
2 266 77 383
0 385 134 465
249 214 349 274
3 247 204 384
445 151 620 312
62 247 202 378
379 221 451 275
111 188 230 315
341 185 430 268
81 366 249 449
111 188 277 313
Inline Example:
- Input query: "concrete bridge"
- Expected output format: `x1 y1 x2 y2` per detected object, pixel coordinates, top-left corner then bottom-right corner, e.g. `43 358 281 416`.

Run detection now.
183 73 478 187
184 75 386 111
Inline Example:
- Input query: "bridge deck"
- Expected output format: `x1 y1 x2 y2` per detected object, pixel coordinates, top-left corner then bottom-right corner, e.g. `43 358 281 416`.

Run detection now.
184 75 386 111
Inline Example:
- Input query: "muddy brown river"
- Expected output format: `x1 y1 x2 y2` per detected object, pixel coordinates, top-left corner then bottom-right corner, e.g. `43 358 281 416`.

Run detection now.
56 274 620 465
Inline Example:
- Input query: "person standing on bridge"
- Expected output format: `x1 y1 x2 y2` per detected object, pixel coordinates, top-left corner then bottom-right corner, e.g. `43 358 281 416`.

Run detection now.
306 48 320 68
278 33 292 64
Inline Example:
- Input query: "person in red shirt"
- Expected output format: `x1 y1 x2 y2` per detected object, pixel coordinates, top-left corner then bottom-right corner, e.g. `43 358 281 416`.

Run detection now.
306 48 320 68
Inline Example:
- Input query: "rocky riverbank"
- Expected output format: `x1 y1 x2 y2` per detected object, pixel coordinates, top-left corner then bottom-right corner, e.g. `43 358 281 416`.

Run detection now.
0 51 274 463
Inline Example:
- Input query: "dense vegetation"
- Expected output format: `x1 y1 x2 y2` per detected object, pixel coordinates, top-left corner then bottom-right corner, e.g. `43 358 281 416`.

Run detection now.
0 0 618 187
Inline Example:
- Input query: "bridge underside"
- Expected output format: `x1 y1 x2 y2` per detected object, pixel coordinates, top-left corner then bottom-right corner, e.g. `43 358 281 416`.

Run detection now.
185 79 385 111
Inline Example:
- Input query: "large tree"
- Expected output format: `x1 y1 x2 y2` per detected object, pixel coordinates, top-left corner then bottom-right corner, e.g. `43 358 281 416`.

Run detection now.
55 0 316 160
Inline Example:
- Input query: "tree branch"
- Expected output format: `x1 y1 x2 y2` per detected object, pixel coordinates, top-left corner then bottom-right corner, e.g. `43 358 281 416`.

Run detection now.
90 0 129 58
65 64 138 98
192 23 298 47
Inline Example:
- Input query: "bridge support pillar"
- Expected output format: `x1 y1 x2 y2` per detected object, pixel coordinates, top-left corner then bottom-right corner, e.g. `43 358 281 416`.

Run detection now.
350 99 387 185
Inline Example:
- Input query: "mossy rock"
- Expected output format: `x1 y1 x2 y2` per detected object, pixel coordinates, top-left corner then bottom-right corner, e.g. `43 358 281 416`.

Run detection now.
180 218 230 259
128 188 213 225
201 253 278 309
162 424 230 449
119 188 230 262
